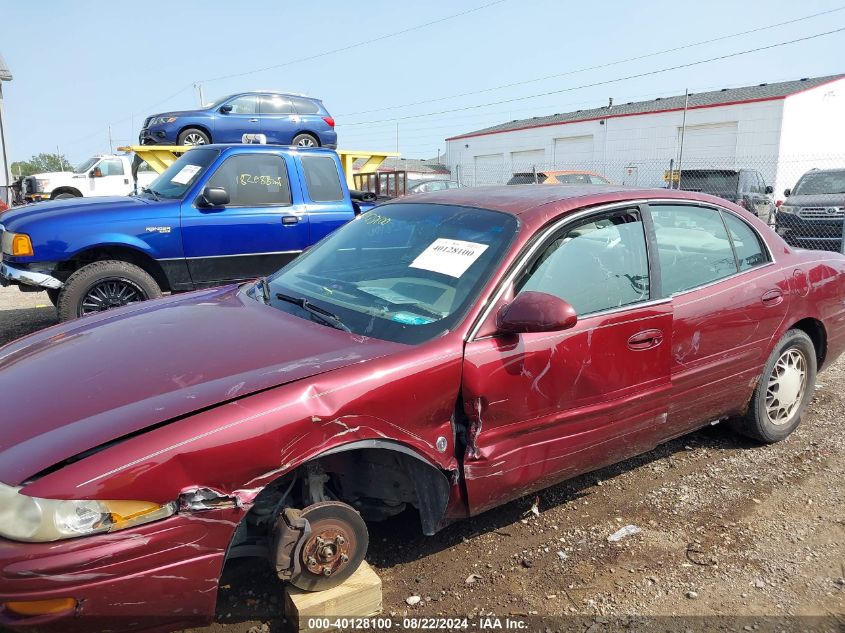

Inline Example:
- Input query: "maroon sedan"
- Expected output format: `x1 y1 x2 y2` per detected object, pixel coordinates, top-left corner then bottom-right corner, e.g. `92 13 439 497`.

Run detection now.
1 186 844 631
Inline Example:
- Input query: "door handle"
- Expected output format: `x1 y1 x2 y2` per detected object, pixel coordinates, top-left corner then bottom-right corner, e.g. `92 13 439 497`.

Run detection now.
282 215 299 225
761 288 784 306
249 118 259 122
627 329 663 351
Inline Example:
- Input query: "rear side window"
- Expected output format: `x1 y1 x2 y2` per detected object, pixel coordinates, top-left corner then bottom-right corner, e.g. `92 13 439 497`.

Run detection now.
206 154 291 207
290 97 321 115
100 158 124 176
260 95 295 114
722 212 767 271
651 205 737 295
302 156 343 202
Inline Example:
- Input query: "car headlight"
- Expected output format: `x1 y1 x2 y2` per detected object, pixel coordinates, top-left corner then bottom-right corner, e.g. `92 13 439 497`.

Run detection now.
0 482 176 542
779 205 798 215
149 116 177 126
35 179 50 192
0 231 33 256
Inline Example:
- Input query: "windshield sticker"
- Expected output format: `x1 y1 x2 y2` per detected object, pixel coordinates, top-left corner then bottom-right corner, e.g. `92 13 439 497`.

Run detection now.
409 238 489 278
391 312 435 325
240 173 285 187
171 164 202 185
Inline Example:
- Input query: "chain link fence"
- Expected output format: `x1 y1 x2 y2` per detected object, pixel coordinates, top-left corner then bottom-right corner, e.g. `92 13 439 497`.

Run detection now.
449 154 845 253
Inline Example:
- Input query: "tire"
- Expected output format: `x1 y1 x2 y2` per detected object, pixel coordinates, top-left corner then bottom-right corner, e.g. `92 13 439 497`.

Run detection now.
57 260 162 322
292 133 319 148
54 193 77 200
731 329 817 443
177 128 210 145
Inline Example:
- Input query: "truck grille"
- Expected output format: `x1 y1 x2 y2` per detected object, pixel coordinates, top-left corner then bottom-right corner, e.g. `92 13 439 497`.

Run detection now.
798 206 845 219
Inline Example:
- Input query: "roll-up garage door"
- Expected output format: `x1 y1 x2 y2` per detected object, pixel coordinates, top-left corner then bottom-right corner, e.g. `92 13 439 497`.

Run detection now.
511 149 546 173
678 122 738 166
473 153 505 185
553 135 594 169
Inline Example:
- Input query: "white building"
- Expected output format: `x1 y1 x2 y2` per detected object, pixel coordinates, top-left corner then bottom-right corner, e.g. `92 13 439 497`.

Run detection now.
445 75 845 197
0 53 11 206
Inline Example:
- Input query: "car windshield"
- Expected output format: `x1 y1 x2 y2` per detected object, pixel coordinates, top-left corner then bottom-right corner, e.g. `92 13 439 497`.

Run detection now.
679 171 739 192
793 171 845 195
266 203 518 344
73 157 99 174
206 94 234 109
145 148 220 199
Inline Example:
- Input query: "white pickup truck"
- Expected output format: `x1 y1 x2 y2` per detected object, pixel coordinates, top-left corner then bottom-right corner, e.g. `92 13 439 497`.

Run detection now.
22 154 156 202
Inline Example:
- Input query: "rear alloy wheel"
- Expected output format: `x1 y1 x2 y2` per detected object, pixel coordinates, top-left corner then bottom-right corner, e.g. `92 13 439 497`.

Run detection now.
57 260 162 321
292 133 319 148
731 329 816 443
289 501 368 591
177 128 210 145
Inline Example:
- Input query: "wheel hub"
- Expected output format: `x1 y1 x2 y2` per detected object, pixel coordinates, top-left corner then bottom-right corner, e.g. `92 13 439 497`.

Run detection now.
302 527 351 577
81 279 145 314
766 348 807 425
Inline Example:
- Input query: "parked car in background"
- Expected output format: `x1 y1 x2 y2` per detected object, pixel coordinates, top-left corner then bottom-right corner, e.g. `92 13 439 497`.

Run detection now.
1 185 842 632
407 179 461 194
678 169 774 222
140 92 337 148
20 155 156 201
507 170 611 185
776 168 845 252
0 145 373 321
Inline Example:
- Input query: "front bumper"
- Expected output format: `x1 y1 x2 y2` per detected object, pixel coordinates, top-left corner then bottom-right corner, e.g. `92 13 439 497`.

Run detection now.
0 261 63 290
0 513 234 632
139 127 175 145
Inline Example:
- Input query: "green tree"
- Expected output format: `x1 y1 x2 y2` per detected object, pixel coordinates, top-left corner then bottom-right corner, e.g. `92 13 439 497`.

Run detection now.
11 152 71 176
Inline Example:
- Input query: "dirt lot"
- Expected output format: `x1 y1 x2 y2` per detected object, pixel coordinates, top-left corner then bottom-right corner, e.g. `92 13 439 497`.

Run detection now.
1 287 843 632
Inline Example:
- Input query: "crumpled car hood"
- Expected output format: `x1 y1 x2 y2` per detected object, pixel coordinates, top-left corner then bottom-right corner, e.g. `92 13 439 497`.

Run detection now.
0 286 403 485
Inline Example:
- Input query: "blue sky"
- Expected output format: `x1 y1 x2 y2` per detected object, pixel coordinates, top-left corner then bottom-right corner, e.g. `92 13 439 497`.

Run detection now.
2 0 844 166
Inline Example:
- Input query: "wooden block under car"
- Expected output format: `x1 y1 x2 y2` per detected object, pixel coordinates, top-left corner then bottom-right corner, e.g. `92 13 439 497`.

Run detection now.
284 561 382 632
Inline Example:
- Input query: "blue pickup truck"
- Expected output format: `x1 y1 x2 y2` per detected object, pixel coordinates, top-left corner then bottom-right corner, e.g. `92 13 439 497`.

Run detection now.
0 145 375 320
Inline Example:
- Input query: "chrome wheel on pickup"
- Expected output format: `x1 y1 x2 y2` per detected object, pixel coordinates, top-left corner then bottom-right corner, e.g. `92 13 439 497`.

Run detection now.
57 260 162 322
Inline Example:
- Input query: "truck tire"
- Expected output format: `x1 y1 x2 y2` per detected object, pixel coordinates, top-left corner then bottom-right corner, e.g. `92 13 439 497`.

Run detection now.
54 193 77 200
57 260 162 321
178 128 210 145
730 329 817 443
292 133 319 148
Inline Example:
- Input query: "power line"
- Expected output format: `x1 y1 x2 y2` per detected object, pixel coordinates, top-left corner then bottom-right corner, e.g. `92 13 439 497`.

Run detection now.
198 0 508 84
337 26 845 128
337 5 845 118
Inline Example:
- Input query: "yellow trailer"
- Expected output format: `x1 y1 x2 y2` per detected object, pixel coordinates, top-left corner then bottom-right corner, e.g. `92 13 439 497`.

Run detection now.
118 145 399 189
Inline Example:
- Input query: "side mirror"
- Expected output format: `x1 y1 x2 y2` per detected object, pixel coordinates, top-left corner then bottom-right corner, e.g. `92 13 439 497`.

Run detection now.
90 168 102 178
219 104 233 114
783 188 791 197
764 185 773 194
496 291 578 334
198 186 230 208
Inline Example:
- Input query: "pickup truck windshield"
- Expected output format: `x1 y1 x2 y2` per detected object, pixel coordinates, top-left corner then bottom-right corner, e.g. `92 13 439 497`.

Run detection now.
146 148 220 199
74 157 99 174
793 171 845 195
267 203 518 344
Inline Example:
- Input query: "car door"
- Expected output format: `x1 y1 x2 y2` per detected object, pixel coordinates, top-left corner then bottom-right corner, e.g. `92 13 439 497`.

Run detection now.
461 204 673 515
649 203 789 437
258 94 297 144
180 151 310 285
298 154 353 242
215 95 260 143
89 158 130 196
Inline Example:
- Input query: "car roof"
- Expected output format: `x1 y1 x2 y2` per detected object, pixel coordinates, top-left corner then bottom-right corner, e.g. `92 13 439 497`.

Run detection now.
225 90 320 101
385 185 742 225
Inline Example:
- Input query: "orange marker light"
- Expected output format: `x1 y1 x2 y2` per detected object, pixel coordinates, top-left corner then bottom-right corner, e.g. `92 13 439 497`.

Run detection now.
11 234 33 257
4 598 77 616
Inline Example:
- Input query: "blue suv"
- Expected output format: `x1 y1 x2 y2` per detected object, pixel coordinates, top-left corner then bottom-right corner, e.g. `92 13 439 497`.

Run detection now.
139 91 337 148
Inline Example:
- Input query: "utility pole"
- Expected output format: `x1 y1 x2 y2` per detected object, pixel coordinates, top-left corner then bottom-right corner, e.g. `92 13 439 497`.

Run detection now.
676 88 689 190
56 145 65 171
395 122 399 154
108 125 114 154
194 83 205 107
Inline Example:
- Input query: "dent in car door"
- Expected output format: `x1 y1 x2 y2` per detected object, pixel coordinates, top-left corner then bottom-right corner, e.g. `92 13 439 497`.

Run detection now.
650 203 790 435
180 152 310 284
461 207 672 515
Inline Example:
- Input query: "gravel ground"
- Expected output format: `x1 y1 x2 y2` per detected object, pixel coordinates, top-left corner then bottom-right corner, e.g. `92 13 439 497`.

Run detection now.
1 287 843 632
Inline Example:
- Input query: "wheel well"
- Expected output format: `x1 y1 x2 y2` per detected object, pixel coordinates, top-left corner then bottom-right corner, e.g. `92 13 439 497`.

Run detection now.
179 124 212 143
791 317 827 368
60 245 170 291
50 187 82 198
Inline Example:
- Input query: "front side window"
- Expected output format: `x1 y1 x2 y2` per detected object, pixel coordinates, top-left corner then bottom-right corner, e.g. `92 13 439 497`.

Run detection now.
651 205 737 295
302 156 343 202
226 96 259 115
517 209 650 315
205 154 292 207
268 203 518 344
